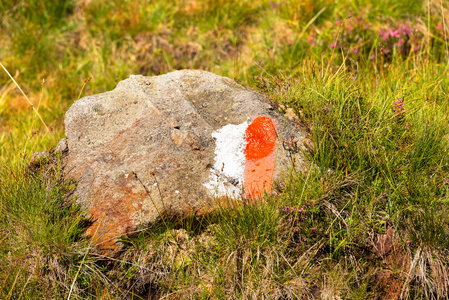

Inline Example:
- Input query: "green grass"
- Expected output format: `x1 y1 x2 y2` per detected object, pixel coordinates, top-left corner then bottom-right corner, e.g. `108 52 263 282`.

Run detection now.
1 0 449 298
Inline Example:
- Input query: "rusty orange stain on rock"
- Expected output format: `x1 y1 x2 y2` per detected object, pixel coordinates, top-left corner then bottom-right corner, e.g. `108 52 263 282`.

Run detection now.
244 116 277 199
85 172 148 255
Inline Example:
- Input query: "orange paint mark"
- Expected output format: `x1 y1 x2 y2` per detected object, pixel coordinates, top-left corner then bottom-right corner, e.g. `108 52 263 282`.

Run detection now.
244 116 277 199
244 116 277 160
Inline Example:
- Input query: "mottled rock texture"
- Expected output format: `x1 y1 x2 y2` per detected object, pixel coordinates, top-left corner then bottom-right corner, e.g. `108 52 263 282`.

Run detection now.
63 70 306 253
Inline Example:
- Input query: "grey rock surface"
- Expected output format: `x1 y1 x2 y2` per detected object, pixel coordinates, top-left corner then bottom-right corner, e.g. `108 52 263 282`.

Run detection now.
63 70 307 253
55 138 68 153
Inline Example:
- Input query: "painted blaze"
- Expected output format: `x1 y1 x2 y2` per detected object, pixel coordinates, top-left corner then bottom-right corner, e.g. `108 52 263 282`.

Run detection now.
204 115 278 199
244 116 277 198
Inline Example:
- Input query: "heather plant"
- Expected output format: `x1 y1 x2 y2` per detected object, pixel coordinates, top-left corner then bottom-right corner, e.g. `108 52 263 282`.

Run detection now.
319 17 428 67
377 22 423 61
329 16 373 61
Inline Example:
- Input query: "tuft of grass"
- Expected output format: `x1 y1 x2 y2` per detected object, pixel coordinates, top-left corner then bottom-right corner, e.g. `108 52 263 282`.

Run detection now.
0 153 94 298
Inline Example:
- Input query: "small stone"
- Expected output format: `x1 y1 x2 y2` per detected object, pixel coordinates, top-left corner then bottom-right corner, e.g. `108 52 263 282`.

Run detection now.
55 138 68 153
30 151 49 164
285 108 300 122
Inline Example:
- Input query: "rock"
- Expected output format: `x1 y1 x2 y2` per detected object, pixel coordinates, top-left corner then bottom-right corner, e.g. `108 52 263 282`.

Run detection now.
63 70 307 254
30 151 50 164
55 138 68 153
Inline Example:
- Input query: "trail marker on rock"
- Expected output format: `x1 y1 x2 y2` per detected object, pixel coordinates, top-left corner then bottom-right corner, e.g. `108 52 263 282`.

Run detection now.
62 70 307 254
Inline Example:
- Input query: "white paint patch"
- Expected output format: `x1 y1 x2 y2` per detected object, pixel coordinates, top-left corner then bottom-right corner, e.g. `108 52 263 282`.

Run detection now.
204 122 249 197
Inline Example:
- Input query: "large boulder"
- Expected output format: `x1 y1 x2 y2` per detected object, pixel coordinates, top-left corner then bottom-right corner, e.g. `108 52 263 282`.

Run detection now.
63 70 307 253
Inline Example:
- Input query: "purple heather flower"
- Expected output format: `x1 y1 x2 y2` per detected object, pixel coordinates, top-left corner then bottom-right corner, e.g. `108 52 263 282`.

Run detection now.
275 183 285 193
370 53 375 60
393 98 405 114
311 227 316 231
389 28 400 38
288 218 293 222
307 33 317 47
330 42 336 49
402 25 411 36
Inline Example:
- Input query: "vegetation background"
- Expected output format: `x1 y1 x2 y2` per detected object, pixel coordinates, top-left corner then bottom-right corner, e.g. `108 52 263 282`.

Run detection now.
1 0 449 298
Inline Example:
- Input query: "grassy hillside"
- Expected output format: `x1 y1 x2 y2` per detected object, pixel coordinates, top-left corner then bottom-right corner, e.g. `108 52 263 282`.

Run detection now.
1 0 449 298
